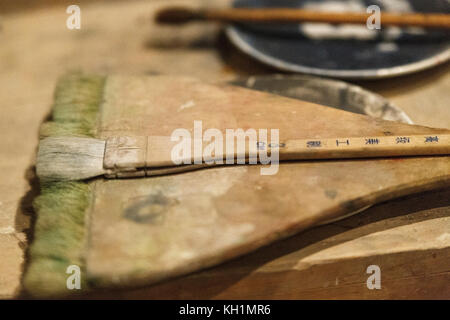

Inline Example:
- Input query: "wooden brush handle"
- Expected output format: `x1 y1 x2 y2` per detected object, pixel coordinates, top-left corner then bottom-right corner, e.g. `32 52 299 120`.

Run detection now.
205 9 450 28
158 7 450 29
103 134 450 178
279 135 450 159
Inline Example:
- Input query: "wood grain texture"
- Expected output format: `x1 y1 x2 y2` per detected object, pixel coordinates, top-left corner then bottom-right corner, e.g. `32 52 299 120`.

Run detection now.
87 192 450 299
0 0 448 299
82 75 450 292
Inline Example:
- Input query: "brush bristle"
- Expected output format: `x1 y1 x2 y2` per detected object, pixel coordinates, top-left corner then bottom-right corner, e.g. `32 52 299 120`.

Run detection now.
155 7 200 24
36 137 106 182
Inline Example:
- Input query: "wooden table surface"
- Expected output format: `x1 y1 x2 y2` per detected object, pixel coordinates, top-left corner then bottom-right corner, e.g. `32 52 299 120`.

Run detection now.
0 0 449 299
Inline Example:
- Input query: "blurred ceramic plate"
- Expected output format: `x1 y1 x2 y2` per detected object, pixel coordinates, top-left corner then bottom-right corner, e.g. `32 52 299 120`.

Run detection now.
226 0 450 79
231 74 413 123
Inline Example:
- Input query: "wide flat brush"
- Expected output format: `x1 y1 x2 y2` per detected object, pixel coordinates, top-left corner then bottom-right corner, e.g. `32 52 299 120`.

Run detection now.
36 134 450 181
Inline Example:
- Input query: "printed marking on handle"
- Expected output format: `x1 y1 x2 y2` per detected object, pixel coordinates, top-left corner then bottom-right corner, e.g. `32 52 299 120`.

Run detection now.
259 135 448 149
267 134 450 160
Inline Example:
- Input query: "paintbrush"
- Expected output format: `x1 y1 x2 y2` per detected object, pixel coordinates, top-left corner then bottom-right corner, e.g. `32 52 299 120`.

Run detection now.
155 7 450 29
36 134 450 181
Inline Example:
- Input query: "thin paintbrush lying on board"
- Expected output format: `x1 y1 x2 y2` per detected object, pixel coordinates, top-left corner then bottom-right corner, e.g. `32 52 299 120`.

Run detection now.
155 7 450 29
36 134 450 181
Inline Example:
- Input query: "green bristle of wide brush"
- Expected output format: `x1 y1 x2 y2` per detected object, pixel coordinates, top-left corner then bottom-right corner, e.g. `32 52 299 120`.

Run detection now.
23 73 105 297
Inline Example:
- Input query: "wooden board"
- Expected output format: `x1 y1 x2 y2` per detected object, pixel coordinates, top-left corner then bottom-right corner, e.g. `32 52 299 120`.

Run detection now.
0 0 449 299
69 75 448 295
87 187 450 299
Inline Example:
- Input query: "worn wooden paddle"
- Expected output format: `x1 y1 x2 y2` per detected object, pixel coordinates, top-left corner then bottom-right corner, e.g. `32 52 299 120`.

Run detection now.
27 74 450 297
